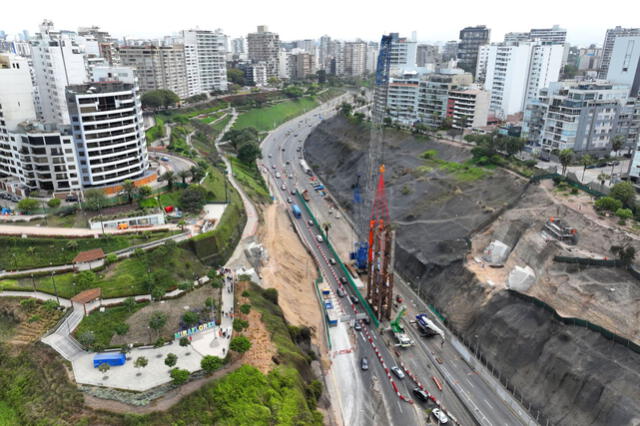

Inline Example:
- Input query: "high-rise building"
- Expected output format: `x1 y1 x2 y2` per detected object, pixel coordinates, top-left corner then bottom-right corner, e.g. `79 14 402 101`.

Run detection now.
417 70 473 127
442 41 458 61
365 42 379 74
529 25 567 44
483 41 564 118
446 87 490 129
524 80 630 154
329 40 345 76
289 52 315 80
231 37 246 56
277 49 291 80
0 53 36 130
118 45 188 98
577 45 603 73
388 36 418 74
78 26 120 65
66 81 149 187
181 29 228 95
606 36 640 97
319 35 331 70
599 26 640 79
416 44 439 67
457 25 490 75
247 26 280 79
344 41 367 76
30 20 88 124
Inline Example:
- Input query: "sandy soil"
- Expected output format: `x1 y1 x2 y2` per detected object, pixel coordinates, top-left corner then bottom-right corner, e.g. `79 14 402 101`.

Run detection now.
259 204 325 354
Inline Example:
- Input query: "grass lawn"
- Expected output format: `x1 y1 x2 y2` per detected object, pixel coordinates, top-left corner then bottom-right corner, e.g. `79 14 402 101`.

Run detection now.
74 301 149 348
145 117 165 142
211 115 232 133
0 400 20 424
0 231 176 270
233 97 318 132
0 247 208 299
421 149 490 182
316 87 345 103
199 111 226 124
200 166 228 202
229 157 270 203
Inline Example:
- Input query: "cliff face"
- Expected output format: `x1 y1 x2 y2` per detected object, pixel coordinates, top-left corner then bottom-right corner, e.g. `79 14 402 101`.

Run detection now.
304 115 640 425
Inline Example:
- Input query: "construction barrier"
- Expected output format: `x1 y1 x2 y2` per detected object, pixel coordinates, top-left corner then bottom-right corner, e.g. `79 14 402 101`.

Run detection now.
553 255 623 267
313 274 332 350
530 172 606 198
400 363 460 425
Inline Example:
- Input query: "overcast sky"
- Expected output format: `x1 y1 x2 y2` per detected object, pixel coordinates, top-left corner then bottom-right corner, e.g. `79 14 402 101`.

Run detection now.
2 0 637 46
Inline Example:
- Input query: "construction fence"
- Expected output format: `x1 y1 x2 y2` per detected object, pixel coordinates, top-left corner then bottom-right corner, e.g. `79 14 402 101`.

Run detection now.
553 255 624 267
296 191 380 328
530 173 607 198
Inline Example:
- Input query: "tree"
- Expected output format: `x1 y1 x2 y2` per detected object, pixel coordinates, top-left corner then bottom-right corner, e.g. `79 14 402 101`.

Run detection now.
610 181 636 209
237 142 262 164
240 304 251 315
182 311 199 326
149 311 168 338
616 208 633 224
165 353 178 368
120 344 131 355
141 91 164 110
105 253 118 265
66 240 79 250
77 331 95 347
597 173 610 186
594 196 622 212
84 189 107 211
179 184 208 213
504 137 525 157
230 336 252 353
227 68 246 86
611 244 636 265
233 318 249 332
151 286 166 301
47 198 61 208
558 149 574 176
161 171 176 190
178 169 191 184
610 135 625 182
179 336 192 355
170 368 190 385
580 154 594 182
134 356 148 376
98 363 110 377
201 355 224 373
263 288 278 305
123 296 136 312
138 185 152 199
283 85 304 99
76 270 97 290
562 64 579 79
190 165 206 182
121 180 136 204
316 70 327 84
340 102 353 116
268 76 281 86
17 198 39 214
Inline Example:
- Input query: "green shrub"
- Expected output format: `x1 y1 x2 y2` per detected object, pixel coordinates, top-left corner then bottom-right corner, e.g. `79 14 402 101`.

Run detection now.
201 355 224 373
170 368 190 385
233 318 249 332
263 288 278 305
47 198 61 208
240 304 251 315
229 336 252 353
595 196 623 212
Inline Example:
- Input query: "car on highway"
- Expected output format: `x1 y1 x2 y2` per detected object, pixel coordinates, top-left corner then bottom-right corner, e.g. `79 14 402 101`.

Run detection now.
329 258 337 265
360 357 369 371
308 220 314 226
391 366 405 379
287 197 293 204
337 287 346 297
349 295 359 305
271 165 276 169
354 321 362 331
281 148 285 152
432 408 449 424
268 154 272 158
288 174 293 179
339 276 348 285
285 161 290 165
412 387 429 402
276 172 281 178
161 156 170 162
290 190 296 196
316 235 324 243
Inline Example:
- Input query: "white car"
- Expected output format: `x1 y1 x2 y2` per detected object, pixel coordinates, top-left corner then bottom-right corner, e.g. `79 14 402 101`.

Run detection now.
275 172 281 178
316 235 324 243
391 366 405 379
432 408 449 424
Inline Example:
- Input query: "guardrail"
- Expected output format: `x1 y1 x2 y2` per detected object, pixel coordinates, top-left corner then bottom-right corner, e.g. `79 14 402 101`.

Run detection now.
295 191 380 328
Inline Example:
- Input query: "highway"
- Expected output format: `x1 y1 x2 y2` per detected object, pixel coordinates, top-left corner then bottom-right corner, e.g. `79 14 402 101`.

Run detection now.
260 92 536 426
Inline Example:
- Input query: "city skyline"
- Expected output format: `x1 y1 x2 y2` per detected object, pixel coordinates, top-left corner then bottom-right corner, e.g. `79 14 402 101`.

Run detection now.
2 0 637 45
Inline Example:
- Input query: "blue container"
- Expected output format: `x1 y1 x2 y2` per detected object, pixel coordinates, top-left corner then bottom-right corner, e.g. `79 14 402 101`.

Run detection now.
93 352 126 368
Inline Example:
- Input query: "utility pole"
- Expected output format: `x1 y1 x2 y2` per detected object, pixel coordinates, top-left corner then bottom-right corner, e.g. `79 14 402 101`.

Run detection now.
50 268 60 304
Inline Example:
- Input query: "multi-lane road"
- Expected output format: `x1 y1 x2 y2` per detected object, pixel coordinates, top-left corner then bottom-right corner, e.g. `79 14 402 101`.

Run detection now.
260 93 534 426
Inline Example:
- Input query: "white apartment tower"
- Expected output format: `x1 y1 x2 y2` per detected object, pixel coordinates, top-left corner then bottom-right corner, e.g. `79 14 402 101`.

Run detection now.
247 26 280 79
344 41 367 76
483 41 563 118
182 29 228 95
599 26 640 79
606 36 640 97
30 20 88 125
0 53 37 130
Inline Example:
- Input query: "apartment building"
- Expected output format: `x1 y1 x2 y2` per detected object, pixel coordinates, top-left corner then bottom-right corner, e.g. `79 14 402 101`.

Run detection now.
365 42 379 74
577 45 603 73
0 53 36 130
247 26 280 79
240 62 268 86
446 88 489 129
278 49 291 80
318 35 331 70
457 26 490 74
30 20 88 124
118 45 188 98
442 41 458 61
385 72 421 125
599 26 640 79
181 29 228 95
483 41 563 118
416 44 439 67
524 80 630 154
78 26 120 65
417 70 473 127
67 81 149 187
289 52 315 80
606 36 640 97
344 41 367 76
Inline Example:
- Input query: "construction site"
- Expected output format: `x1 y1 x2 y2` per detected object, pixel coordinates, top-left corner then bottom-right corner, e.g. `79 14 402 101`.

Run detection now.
303 113 640 425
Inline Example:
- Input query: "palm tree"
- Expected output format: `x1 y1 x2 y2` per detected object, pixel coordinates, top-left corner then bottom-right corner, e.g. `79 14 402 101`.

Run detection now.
597 173 610 186
580 154 594 182
134 356 148 376
610 135 625 184
121 180 136 204
558 149 574 176
178 169 191 184
162 171 176 190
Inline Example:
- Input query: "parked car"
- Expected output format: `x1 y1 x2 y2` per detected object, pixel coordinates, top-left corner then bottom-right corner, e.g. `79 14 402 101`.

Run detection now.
391 366 405 379
65 194 78 202
360 357 369 371
276 172 281 178
413 387 429 402
432 408 449 424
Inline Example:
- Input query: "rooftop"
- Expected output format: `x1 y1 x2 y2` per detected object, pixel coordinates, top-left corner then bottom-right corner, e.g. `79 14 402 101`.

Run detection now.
73 248 106 263
71 288 102 304
66 82 134 95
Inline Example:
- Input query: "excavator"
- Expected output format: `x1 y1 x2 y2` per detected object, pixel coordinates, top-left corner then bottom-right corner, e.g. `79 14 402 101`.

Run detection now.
389 306 413 348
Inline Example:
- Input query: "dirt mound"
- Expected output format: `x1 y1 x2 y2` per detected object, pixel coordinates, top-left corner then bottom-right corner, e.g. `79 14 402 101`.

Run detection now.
304 115 640 425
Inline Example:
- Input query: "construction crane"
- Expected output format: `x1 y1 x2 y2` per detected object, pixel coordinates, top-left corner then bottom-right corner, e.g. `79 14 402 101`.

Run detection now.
389 306 413 347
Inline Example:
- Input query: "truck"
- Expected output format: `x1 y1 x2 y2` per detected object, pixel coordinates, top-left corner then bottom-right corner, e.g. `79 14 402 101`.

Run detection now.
416 313 445 341
325 307 338 326
291 204 302 219
300 159 312 175
390 306 414 348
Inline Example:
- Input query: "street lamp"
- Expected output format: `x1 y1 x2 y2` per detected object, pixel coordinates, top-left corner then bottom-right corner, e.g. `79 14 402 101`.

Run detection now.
50 265 60 305
30 273 36 292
